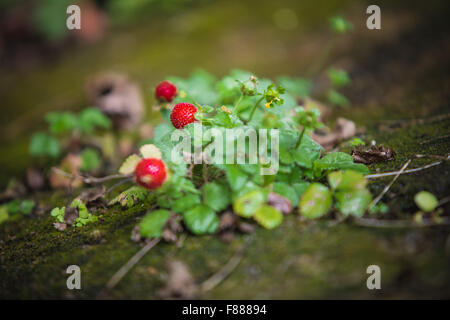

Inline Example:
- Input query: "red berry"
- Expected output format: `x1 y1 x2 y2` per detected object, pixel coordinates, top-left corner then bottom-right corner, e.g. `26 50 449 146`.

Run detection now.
155 80 177 102
170 102 198 129
134 158 167 190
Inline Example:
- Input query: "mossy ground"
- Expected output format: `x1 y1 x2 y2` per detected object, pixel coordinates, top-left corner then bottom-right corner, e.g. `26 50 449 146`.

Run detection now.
0 0 449 299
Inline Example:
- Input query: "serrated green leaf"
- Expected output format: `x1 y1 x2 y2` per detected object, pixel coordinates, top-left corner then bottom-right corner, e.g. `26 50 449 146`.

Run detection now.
183 204 219 235
314 152 369 174
253 205 283 229
173 194 201 213
140 209 171 238
298 183 332 219
225 165 248 191
119 154 141 174
202 181 231 212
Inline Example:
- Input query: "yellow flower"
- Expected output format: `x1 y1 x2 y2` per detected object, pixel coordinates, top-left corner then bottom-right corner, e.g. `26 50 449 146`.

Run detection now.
221 105 232 114
265 100 273 108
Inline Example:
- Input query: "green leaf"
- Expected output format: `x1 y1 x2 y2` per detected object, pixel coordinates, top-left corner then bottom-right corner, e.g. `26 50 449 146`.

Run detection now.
349 137 365 147
46 111 78 135
153 123 173 142
119 154 141 174
50 207 65 217
254 205 283 229
29 133 60 158
327 170 367 190
0 206 8 225
277 76 312 98
327 68 351 88
272 182 298 207
335 189 372 217
80 148 102 172
233 189 266 218
202 181 231 212
298 183 332 219
140 209 171 238
183 204 219 235
330 16 353 34
7 199 35 215
173 194 201 213
225 165 248 191
314 152 369 174
108 186 149 207
414 191 438 212
327 89 350 107
78 108 111 134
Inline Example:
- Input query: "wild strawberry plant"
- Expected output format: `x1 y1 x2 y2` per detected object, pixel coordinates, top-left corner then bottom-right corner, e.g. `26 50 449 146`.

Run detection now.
92 70 376 239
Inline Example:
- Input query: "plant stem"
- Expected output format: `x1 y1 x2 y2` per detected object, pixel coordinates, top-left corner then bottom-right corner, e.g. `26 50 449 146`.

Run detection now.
245 96 264 124
234 92 243 112
295 127 306 149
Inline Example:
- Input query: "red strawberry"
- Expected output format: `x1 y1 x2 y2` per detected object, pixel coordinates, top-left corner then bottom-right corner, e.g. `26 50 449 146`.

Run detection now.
155 80 177 102
134 158 167 190
170 102 198 129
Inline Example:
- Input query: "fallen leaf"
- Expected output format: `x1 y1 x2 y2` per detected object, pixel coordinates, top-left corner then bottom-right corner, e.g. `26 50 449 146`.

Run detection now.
54 222 67 231
218 211 236 232
64 207 79 226
312 117 357 150
158 260 198 299
351 145 395 164
26 166 44 191
85 73 144 130
49 153 83 189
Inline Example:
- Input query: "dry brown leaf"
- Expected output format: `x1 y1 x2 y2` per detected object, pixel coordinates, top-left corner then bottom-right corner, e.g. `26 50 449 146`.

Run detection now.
158 260 198 299
352 145 396 164
312 117 357 150
53 223 67 231
49 153 83 189
64 207 79 226
85 72 144 130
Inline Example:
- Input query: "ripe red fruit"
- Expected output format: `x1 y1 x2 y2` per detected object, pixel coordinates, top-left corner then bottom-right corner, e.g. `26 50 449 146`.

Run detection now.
170 102 198 129
155 80 177 102
134 158 167 190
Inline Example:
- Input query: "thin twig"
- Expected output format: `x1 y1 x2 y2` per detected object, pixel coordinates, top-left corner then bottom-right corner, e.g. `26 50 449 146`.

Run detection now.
51 167 133 185
106 177 134 194
99 238 160 297
366 156 449 179
370 159 411 207
200 235 253 293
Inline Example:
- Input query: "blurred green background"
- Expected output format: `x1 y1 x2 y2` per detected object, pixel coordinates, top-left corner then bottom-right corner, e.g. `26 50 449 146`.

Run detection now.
0 0 447 186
